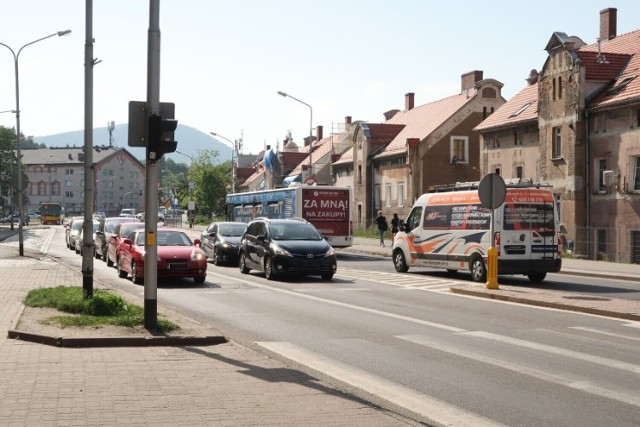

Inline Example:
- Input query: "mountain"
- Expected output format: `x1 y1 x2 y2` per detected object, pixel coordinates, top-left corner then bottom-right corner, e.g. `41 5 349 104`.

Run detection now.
32 123 232 164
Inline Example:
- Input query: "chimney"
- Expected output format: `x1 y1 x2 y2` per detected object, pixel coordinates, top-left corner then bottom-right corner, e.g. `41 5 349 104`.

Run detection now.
461 70 484 92
526 69 539 86
600 8 617 41
345 116 352 126
405 92 415 111
316 125 323 142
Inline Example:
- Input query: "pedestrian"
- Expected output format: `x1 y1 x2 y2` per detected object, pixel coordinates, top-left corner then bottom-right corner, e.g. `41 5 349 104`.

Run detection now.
391 212 399 244
375 210 388 247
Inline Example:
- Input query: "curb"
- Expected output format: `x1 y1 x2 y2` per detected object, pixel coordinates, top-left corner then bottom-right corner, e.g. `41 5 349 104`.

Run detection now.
7 329 228 348
450 287 640 322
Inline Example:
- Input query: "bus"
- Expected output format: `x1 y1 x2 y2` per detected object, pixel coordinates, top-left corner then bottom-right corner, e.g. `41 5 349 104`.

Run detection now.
225 185 352 248
392 179 562 282
40 202 65 225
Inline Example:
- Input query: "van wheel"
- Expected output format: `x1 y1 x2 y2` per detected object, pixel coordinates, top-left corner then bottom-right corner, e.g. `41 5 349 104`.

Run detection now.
470 256 487 282
527 272 546 282
393 250 409 273
239 252 250 274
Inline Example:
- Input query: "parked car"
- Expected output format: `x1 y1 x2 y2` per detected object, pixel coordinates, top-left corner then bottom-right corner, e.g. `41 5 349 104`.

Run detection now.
116 228 207 285
1 213 27 225
106 221 145 267
238 217 337 280
74 220 100 255
200 221 247 266
95 217 142 262
64 217 84 250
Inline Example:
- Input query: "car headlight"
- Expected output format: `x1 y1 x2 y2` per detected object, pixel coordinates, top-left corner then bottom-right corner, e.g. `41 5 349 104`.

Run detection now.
325 247 335 257
221 243 231 249
272 245 291 257
191 251 206 261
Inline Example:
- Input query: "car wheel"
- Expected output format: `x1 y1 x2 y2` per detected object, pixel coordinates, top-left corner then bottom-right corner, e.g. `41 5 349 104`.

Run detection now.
264 256 275 280
94 246 99 259
393 249 409 273
193 276 206 285
213 247 221 266
106 252 114 267
239 252 250 274
527 272 546 282
321 272 334 280
470 255 487 282
131 261 143 284
102 246 108 263
117 257 127 278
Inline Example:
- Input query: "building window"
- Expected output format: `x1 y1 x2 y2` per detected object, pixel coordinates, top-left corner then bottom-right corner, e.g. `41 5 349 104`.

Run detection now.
374 185 381 209
65 168 74 175
597 229 607 259
65 191 74 198
397 182 405 207
595 158 606 193
516 166 523 178
555 194 561 223
65 180 73 188
385 184 392 208
552 78 556 101
358 165 362 184
52 182 60 196
633 156 640 191
552 127 562 159
558 76 563 100
450 136 469 164
38 182 47 196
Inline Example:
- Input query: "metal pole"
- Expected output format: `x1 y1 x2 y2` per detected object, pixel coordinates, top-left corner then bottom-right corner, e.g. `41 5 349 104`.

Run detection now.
277 92 313 178
144 0 161 331
0 30 71 256
82 0 95 298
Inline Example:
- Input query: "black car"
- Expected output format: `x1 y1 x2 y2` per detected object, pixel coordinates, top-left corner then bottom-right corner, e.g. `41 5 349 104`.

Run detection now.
94 216 142 262
200 221 247 266
238 217 337 280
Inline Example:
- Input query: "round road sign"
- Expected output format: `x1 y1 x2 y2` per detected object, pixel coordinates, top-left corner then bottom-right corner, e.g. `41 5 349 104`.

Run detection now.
478 173 506 209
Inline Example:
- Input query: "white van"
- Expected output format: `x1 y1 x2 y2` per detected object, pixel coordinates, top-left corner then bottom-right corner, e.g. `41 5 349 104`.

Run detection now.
120 208 136 217
392 179 562 282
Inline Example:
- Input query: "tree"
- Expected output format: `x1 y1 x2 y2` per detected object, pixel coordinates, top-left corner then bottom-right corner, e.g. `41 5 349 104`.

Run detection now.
186 149 229 216
0 126 17 208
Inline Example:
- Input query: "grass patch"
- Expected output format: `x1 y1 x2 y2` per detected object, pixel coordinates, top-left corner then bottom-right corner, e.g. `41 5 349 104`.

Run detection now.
24 286 178 332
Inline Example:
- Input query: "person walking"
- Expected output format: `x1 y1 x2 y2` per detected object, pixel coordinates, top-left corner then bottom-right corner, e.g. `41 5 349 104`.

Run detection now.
391 212 399 244
375 210 388 247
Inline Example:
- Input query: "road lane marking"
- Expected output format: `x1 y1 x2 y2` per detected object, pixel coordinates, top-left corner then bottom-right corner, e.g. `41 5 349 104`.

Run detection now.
461 331 640 374
568 326 640 342
205 270 466 332
257 341 505 427
397 334 640 407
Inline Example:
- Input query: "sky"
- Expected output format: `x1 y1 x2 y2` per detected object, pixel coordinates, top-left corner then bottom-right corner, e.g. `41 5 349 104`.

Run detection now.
1 1 640 155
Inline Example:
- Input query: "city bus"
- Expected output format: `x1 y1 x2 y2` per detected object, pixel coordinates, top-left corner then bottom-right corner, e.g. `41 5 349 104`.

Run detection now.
225 185 352 248
40 202 65 225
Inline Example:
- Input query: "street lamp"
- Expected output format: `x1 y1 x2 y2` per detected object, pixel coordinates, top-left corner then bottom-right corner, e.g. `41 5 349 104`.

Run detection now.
277 91 313 178
210 131 242 193
0 29 72 256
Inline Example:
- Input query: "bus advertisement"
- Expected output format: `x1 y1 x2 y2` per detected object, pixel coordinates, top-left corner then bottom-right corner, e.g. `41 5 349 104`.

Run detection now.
40 202 65 225
225 185 352 247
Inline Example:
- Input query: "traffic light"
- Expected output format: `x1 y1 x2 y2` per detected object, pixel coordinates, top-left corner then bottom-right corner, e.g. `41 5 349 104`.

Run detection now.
147 114 178 162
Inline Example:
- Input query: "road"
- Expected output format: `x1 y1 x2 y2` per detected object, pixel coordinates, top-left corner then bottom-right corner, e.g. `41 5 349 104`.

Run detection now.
32 226 640 425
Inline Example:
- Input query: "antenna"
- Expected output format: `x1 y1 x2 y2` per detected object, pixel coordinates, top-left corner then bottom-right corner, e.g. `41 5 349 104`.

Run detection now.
107 121 115 147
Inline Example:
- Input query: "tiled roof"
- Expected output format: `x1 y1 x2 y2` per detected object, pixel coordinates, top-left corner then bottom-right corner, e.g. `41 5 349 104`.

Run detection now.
575 50 631 81
21 146 141 168
474 83 538 132
366 123 405 144
333 147 353 166
286 132 348 176
374 91 477 159
579 30 640 110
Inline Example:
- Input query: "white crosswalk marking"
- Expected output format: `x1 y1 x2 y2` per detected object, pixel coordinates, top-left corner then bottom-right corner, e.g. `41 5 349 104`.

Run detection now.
336 267 458 292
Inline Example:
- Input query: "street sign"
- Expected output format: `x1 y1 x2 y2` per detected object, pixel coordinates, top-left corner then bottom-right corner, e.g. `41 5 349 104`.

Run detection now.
478 173 506 209
11 171 29 189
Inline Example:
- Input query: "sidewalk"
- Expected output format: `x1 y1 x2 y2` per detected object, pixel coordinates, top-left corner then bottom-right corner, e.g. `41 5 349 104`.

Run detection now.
0 226 411 426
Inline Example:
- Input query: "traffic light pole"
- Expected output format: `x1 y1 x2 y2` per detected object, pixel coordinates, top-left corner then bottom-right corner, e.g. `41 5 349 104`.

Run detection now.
144 0 161 331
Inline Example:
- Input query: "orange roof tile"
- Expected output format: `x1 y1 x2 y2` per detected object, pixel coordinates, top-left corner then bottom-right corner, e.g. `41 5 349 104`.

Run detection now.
333 147 353 166
374 91 477 158
474 83 538 132
575 50 631 81
286 132 348 176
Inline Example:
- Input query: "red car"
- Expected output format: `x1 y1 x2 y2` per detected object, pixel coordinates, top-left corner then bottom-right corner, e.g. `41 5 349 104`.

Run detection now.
106 222 145 267
116 228 207 285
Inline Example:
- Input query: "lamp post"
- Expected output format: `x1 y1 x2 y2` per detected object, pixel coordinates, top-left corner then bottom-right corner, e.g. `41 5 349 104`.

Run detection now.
277 91 313 178
0 30 72 256
210 131 242 193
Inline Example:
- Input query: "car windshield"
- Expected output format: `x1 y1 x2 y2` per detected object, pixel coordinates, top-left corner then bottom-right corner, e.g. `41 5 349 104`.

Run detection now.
157 231 192 246
269 223 322 241
71 221 83 231
219 224 246 237
106 218 137 233
120 223 144 237
135 233 145 246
